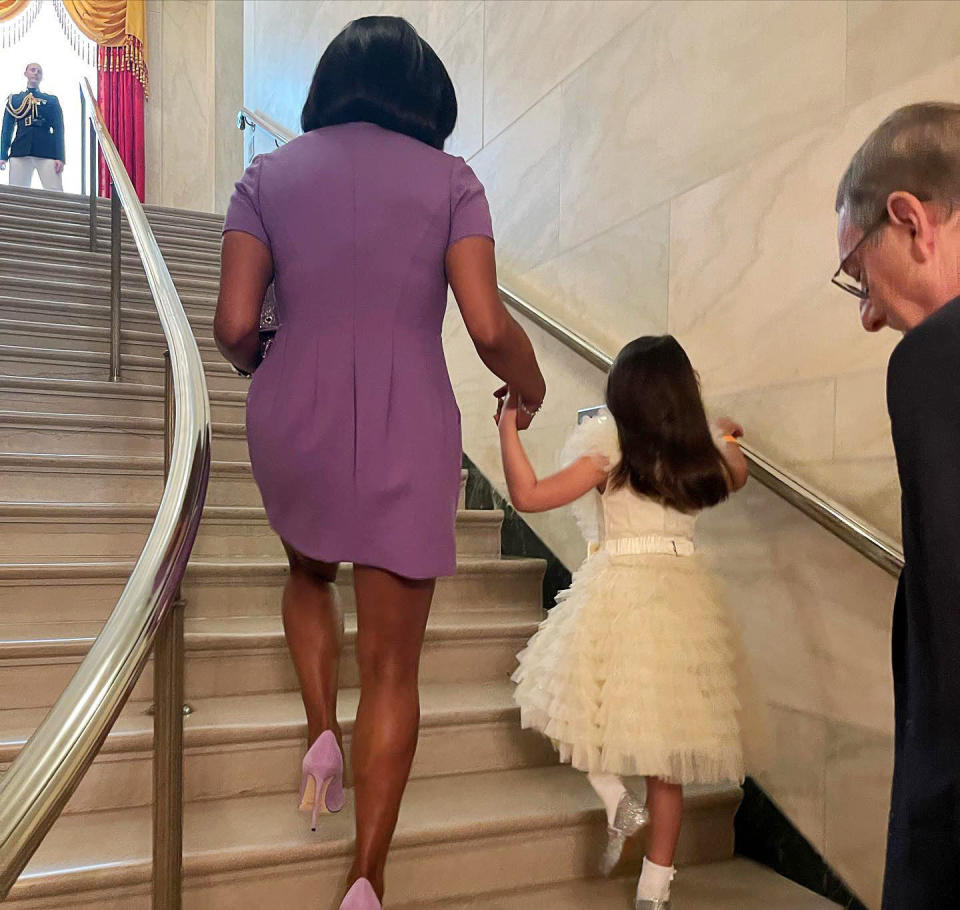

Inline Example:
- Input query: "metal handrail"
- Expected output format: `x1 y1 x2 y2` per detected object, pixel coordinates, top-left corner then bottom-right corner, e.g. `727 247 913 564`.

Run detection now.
237 106 295 147
0 77 212 899
236 110 905 577
500 287 905 577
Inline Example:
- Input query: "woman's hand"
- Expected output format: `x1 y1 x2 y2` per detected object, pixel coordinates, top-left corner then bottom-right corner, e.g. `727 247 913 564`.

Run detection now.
494 384 537 431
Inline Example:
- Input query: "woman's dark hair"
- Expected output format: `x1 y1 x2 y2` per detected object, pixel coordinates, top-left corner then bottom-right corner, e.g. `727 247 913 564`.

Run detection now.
301 16 457 150
605 335 730 513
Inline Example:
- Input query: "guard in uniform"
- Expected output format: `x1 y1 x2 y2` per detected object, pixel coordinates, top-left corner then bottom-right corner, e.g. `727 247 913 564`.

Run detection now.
1 63 65 191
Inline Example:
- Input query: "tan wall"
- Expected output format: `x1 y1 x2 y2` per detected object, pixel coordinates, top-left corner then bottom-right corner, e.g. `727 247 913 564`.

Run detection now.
241 3 960 905
145 0 243 213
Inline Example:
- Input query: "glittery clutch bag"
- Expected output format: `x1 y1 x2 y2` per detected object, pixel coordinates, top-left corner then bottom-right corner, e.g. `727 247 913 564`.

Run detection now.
259 282 279 361
232 282 279 378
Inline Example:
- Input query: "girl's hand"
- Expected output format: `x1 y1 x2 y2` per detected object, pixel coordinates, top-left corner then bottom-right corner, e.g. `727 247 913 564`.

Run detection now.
714 416 744 439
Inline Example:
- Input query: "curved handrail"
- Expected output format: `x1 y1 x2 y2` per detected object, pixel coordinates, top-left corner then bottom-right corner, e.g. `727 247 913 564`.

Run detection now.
0 78 212 895
236 109 904 577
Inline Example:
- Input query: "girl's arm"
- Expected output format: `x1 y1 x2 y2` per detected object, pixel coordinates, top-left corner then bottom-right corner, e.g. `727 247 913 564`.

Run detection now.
713 416 749 492
498 392 608 513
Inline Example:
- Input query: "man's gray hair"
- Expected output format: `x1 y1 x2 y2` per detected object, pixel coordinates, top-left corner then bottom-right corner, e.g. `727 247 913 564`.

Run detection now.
836 102 960 229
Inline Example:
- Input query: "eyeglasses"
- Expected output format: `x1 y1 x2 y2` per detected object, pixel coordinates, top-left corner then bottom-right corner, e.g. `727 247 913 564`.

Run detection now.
831 212 888 300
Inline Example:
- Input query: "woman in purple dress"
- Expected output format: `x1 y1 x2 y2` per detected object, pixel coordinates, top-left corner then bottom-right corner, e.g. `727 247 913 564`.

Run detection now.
215 17 545 910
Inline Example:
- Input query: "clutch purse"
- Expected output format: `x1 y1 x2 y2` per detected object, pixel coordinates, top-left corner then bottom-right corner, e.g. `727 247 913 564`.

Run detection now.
259 282 279 361
233 282 279 377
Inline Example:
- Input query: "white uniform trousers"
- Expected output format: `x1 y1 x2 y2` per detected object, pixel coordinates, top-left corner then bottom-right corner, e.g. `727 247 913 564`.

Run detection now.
8 156 63 191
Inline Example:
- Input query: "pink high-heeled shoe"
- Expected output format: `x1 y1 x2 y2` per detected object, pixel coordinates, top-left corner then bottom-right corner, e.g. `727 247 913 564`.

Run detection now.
298 730 345 830
339 878 381 909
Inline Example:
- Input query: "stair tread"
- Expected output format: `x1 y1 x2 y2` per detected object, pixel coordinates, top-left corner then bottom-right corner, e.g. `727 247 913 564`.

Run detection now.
12 767 737 895
396 859 837 910
0 502 499 525
0 373 246 404
0 553 537 577
0 606 541 655
0 681 521 756
0 451 251 473
0 408 246 434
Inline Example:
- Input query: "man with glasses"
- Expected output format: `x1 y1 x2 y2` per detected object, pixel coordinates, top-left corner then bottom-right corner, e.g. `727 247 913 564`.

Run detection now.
835 102 960 909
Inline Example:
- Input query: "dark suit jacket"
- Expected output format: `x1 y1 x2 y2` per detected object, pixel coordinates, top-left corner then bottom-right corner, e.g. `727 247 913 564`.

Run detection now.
2 88 65 162
883 296 960 909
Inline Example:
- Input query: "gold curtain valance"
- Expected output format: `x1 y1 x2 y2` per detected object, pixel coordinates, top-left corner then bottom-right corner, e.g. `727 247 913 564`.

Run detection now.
54 0 148 96
0 0 30 22
62 0 145 48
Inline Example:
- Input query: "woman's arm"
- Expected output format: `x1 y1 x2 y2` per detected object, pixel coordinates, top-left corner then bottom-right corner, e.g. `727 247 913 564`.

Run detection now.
446 237 546 429
498 391 607 512
215 231 273 375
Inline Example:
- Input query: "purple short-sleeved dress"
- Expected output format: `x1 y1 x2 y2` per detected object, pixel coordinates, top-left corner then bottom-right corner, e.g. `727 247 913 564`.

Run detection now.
223 122 494 579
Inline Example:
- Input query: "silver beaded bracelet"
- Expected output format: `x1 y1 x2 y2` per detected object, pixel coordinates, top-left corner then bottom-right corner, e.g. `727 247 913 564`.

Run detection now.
517 394 544 418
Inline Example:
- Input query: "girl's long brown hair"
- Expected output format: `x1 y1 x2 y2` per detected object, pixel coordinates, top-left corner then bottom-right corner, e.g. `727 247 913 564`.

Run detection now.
606 336 729 513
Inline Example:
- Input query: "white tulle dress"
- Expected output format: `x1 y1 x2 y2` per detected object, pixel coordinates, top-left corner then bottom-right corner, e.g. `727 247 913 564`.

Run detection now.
512 413 746 785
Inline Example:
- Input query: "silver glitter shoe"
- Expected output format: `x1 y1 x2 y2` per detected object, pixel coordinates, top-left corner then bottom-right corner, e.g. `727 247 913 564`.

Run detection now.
600 791 649 876
635 900 670 910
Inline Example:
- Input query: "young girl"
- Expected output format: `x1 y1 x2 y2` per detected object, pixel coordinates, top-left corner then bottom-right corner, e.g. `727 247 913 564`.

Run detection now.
497 335 749 909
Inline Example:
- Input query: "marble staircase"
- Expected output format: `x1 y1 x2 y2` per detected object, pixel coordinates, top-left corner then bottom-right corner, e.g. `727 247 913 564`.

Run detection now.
0 185 835 908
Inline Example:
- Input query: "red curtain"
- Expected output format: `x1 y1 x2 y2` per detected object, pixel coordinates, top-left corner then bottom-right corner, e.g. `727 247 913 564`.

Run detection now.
97 44 145 201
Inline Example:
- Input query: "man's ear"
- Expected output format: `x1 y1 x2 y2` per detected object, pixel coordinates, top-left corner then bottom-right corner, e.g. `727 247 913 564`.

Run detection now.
887 191 935 262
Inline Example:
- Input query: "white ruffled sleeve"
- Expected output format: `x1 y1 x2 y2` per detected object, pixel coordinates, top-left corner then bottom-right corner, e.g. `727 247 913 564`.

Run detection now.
558 413 621 546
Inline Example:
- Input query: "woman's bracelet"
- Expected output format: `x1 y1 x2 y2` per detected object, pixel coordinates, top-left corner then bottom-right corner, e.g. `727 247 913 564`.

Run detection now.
517 394 544 418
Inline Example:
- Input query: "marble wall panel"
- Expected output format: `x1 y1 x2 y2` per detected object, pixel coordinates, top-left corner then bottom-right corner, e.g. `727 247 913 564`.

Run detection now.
753 705 828 855
514 204 670 359
834 368 894 461
846 1 960 108
482 0 650 143
159 0 213 212
825 721 894 908
559 0 846 250
440 5 484 161
468 91 564 278
707 379 837 466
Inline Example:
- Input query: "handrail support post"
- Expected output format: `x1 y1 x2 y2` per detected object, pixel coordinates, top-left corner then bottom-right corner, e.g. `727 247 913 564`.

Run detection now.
109 183 122 382
152 350 184 910
88 121 97 252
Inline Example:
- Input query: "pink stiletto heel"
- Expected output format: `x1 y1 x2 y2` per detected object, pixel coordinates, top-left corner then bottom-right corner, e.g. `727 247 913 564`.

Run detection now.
298 730 345 829
339 878 381 910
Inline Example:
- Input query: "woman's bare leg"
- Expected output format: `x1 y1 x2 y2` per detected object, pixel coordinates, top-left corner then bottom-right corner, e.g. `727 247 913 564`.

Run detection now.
281 542 343 747
347 565 435 900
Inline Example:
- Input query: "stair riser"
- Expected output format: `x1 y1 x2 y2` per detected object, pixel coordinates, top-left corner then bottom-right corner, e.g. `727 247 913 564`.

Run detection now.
0 517 281 559
3 811 735 908
0 207 223 243
0 265 221 296
0 469 261 507
0 243 220 278
0 298 217 330
0 424 249 460
0 633 531 709
0 566 541 624
0 389 245 422
0 355 245 391
0 327 220 362
33 720 555 816
2 275 216 309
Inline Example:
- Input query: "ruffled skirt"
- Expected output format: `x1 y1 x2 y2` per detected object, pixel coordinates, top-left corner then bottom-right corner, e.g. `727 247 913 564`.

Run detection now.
512 550 746 784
